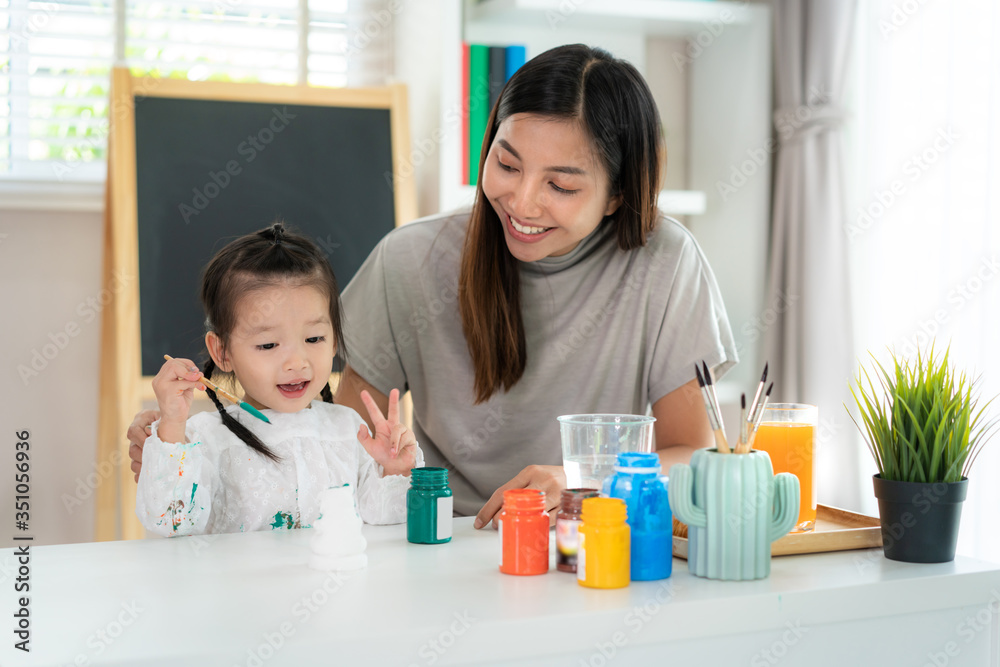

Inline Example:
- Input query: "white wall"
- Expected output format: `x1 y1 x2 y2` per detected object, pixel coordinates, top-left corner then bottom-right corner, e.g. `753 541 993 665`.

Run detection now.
0 208 105 547
391 1 445 217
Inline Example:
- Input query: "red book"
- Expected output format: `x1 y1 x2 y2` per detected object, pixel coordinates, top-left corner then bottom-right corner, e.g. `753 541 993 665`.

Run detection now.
461 42 470 186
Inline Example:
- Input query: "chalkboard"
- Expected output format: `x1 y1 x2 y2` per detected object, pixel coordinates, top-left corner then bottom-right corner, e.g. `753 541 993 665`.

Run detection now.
97 70 416 541
132 93 409 376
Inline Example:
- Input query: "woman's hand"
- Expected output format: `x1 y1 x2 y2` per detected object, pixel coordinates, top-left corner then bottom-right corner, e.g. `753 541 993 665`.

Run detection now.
127 409 161 482
151 357 204 446
474 464 566 529
357 388 419 477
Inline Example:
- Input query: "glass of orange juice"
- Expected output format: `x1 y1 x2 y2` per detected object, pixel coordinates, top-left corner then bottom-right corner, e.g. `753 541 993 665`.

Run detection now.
752 403 818 532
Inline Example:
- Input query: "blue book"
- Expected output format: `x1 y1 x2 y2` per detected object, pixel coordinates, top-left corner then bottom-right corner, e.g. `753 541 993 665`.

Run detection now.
505 45 526 81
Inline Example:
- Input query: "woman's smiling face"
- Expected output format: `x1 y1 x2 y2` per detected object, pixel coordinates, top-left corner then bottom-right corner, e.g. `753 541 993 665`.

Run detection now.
481 113 621 262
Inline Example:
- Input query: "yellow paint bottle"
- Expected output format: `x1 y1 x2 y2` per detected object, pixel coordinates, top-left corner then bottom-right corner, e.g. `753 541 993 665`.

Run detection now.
577 497 630 589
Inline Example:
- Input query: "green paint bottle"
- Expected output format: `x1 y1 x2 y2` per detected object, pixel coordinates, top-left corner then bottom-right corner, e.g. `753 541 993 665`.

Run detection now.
407 467 453 544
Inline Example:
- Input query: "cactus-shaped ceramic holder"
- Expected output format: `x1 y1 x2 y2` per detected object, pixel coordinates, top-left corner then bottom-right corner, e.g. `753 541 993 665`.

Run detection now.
669 448 799 580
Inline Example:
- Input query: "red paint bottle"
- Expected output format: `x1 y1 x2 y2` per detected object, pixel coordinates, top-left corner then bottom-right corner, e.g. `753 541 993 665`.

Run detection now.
499 489 549 575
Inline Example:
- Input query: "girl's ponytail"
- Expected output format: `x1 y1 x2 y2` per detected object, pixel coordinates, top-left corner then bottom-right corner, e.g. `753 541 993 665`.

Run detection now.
201 357 281 463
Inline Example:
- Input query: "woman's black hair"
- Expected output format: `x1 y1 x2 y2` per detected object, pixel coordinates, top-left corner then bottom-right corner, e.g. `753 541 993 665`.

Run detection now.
460 44 664 403
199 221 343 462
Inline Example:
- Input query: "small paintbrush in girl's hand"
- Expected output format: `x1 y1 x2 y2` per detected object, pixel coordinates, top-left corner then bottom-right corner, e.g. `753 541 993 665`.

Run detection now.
163 355 271 424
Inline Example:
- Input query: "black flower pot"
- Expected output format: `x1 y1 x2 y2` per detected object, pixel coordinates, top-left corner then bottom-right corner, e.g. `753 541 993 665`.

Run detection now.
872 474 968 563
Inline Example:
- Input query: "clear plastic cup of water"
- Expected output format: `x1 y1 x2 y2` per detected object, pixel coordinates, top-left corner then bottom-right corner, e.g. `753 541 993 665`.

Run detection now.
557 414 657 490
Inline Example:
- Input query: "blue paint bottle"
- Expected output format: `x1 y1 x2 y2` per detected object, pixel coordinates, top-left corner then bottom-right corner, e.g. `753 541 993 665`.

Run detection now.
602 452 672 580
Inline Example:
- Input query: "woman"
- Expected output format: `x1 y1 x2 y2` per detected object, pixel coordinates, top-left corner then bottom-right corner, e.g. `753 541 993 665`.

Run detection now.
128 44 738 528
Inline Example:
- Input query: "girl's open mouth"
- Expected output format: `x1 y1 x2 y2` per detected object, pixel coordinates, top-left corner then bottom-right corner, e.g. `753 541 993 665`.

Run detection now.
277 381 309 397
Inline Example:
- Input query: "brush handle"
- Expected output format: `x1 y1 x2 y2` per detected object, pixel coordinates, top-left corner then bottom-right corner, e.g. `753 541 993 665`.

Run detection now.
163 355 239 404
197 376 238 404
713 429 731 454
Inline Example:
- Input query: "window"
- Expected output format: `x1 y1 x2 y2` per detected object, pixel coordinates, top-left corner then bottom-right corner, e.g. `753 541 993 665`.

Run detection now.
848 0 1000 561
0 0 391 183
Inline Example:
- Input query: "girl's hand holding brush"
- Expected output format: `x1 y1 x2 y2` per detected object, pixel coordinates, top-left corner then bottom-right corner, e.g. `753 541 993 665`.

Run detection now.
151 356 206 445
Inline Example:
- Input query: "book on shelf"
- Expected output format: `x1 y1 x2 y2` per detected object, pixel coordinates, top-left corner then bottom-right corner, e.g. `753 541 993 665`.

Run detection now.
464 42 527 186
488 46 506 114
461 42 470 192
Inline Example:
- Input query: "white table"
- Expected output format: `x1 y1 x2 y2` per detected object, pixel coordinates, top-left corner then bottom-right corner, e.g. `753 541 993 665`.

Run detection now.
2 518 999 666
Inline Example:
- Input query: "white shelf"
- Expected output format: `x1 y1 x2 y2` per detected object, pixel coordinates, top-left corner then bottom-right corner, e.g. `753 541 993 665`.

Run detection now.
0 179 104 212
446 185 706 216
658 189 706 215
468 0 753 37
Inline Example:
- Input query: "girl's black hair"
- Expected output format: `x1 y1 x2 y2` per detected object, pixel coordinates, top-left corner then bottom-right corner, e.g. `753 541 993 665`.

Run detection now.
199 221 343 462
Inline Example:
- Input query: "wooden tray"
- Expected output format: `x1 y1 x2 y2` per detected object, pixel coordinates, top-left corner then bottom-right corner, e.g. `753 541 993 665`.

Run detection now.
672 504 882 559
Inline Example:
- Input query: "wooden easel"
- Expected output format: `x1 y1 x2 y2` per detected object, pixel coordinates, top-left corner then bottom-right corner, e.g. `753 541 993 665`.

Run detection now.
97 68 416 541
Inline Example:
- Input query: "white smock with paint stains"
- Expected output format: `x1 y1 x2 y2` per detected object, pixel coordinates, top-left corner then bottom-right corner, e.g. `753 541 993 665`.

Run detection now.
135 401 421 536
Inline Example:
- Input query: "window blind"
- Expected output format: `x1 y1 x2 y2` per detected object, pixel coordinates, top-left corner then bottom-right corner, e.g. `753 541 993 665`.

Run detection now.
0 0 392 182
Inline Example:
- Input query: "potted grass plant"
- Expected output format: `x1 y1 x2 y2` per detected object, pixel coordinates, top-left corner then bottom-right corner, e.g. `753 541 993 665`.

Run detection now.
847 345 998 563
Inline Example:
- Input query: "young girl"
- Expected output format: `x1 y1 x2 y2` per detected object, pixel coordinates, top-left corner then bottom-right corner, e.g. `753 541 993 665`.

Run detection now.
135 222 421 536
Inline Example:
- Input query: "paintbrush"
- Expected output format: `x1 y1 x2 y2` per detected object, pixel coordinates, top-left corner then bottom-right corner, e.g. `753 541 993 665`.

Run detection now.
739 393 747 452
163 354 271 424
738 363 769 453
701 361 726 430
746 362 768 430
695 363 730 454
745 381 773 450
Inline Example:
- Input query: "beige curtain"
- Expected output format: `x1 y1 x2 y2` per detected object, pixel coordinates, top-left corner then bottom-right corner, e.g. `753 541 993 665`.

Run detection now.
764 0 860 510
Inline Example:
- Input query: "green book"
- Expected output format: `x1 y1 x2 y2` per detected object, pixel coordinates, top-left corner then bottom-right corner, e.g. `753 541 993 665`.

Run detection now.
469 44 490 186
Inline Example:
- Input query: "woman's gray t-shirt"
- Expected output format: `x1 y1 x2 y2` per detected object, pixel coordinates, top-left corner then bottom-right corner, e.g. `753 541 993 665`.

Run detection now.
341 209 737 516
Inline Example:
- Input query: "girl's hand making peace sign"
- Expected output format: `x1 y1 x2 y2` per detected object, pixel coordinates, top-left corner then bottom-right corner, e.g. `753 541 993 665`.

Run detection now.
357 388 419 477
